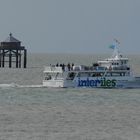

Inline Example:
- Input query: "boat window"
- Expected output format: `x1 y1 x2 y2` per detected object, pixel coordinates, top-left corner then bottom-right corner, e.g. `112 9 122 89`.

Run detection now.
77 72 104 77
44 73 52 80
55 73 63 79
92 72 104 77
112 62 119 65
67 72 76 80
122 73 125 76
105 72 126 77
124 61 126 64
105 72 112 77
44 72 59 80
77 72 90 77
124 60 128 64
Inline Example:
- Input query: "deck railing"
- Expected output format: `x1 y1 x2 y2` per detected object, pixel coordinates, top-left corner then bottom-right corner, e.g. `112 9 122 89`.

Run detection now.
44 66 63 73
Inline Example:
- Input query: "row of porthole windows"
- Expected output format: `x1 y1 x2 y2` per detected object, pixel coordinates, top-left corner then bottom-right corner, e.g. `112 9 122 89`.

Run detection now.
112 63 119 65
112 61 127 65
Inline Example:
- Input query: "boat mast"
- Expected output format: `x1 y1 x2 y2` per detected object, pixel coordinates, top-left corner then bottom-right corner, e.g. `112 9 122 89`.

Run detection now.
111 39 121 59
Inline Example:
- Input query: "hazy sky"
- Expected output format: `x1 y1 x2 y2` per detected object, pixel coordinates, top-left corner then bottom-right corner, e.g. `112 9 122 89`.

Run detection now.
0 0 140 54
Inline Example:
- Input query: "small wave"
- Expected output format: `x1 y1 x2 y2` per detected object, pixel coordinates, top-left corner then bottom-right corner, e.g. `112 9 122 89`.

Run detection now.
0 83 17 88
0 83 43 88
18 84 43 88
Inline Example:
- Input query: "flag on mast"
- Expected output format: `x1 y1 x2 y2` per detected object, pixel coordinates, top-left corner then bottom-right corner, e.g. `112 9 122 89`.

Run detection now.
109 44 116 49
109 39 120 49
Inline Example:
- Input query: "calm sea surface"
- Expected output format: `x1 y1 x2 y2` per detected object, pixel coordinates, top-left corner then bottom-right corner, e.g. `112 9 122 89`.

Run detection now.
0 53 140 140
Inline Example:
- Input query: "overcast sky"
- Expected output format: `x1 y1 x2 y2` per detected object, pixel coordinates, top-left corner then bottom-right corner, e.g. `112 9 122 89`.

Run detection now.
0 0 140 54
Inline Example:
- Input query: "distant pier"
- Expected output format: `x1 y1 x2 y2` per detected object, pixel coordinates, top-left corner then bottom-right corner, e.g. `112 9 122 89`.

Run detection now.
0 33 27 68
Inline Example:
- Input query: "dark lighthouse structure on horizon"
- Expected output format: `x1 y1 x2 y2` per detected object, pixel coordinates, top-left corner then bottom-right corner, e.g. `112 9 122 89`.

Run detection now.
0 33 27 68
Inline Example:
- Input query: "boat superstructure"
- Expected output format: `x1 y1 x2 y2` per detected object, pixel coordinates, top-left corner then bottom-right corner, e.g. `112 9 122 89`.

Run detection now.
43 43 140 88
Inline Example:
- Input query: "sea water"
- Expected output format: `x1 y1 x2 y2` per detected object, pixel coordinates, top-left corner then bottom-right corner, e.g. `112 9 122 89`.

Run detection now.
0 53 140 140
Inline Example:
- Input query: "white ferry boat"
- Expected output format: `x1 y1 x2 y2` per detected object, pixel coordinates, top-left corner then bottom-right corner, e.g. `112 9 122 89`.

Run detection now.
43 43 140 88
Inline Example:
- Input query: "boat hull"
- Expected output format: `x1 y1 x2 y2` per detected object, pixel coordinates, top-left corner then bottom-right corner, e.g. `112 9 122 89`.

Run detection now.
43 77 140 88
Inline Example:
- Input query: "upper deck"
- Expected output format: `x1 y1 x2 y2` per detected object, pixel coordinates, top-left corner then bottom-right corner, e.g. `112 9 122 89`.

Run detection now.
43 42 131 75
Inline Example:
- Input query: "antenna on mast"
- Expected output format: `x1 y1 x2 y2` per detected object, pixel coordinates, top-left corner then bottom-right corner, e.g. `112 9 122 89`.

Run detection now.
114 38 120 45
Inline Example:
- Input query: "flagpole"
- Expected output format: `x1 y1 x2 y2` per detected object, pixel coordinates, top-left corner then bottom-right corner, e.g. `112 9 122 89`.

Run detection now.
113 39 121 59
114 38 120 47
